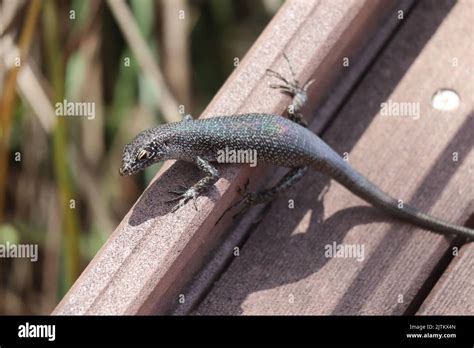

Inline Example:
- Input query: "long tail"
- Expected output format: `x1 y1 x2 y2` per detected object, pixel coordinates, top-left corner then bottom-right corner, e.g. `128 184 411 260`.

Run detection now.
317 155 474 239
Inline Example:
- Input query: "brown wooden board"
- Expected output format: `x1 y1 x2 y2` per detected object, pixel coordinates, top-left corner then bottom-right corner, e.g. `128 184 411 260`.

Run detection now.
172 0 415 314
417 242 474 315
195 0 473 315
53 0 402 314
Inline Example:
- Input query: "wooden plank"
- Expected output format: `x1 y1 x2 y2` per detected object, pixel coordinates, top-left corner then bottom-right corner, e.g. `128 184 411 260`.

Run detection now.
53 0 409 315
195 0 473 315
417 242 474 315
172 0 415 314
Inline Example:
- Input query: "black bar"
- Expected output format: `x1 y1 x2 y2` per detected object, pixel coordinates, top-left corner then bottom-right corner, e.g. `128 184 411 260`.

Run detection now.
0 315 472 346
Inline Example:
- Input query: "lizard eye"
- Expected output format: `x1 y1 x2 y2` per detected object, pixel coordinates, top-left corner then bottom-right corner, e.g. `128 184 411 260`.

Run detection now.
137 149 151 161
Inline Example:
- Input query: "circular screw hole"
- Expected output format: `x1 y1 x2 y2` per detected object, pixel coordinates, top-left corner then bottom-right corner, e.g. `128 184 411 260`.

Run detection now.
432 89 460 111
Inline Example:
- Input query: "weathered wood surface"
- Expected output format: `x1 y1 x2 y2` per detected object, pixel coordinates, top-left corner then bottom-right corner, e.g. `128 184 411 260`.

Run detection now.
53 0 402 314
417 242 474 315
194 0 473 315
172 0 415 314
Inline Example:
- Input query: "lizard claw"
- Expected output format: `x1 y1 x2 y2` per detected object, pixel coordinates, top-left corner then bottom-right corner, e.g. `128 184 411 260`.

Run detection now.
231 193 256 220
166 187 199 212
240 192 259 206
166 195 184 203
170 200 186 213
227 192 255 219
168 184 189 196
230 191 270 220
266 54 310 99
237 178 250 197
192 195 198 210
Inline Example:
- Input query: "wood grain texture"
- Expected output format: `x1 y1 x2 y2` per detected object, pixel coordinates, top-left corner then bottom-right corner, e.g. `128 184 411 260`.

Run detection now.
53 0 398 314
172 0 415 314
417 243 474 315
195 0 473 315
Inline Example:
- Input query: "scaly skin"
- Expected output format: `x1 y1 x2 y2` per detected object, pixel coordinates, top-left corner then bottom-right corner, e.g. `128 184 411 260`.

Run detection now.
119 59 473 239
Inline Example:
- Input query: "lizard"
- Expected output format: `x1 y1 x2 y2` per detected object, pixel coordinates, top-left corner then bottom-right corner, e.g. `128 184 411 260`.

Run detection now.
119 55 474 240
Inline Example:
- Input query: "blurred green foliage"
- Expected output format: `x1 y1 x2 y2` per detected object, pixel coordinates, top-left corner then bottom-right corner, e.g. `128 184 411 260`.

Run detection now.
0 0 281 314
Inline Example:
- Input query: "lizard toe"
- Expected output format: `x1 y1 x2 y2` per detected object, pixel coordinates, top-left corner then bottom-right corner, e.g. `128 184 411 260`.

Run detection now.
168 188 199 211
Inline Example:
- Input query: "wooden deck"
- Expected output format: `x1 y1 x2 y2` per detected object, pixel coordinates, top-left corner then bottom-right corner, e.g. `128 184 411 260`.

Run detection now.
53 0 473 315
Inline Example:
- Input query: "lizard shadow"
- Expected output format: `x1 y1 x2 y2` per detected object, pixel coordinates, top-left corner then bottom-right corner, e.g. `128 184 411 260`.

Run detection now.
330 112 474 315
127 0 454 228
194 171 389 314
194 0 464 314
195 112 474 315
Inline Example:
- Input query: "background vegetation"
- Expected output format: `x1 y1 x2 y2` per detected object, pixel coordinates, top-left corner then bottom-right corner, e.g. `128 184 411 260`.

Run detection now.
0 0 281 314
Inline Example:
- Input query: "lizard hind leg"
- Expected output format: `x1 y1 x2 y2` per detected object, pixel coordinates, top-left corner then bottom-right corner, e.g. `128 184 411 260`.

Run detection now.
215 167 308 224
230 166 308 219
243 166 308 204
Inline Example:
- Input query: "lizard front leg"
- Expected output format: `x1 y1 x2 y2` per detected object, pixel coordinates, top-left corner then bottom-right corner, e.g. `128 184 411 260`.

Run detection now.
167 156 219 212
266 53 314 127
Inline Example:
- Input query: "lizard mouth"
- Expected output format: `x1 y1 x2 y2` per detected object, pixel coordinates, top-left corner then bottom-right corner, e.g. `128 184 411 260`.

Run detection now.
119 165 131 176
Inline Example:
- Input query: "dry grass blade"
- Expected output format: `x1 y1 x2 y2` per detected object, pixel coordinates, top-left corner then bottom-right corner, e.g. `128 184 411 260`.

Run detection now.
17 62 56 133
0 0 26 35
106 0 181 123
162 0 191 107
0 0 41 221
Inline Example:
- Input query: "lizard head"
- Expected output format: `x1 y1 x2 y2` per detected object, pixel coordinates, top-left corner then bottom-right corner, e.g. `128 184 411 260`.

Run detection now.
119 127 171 176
